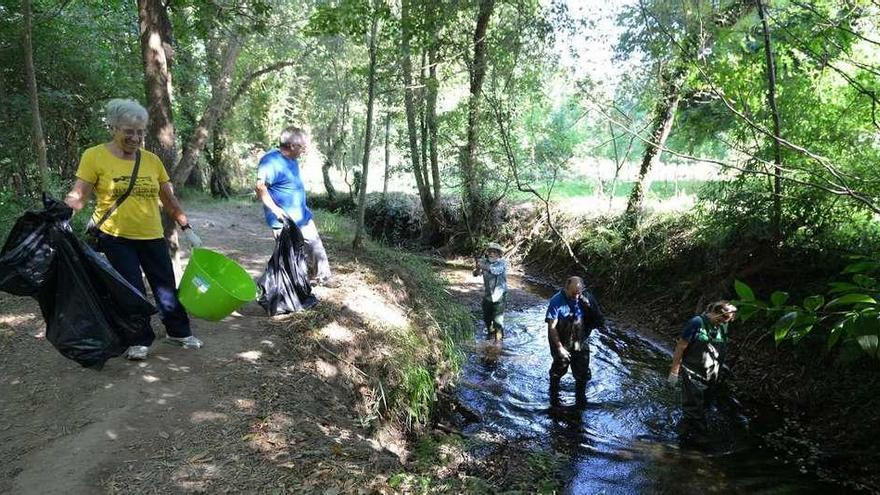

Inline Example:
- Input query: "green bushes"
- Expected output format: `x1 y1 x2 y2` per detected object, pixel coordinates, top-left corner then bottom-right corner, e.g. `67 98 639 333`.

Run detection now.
734 257 880 362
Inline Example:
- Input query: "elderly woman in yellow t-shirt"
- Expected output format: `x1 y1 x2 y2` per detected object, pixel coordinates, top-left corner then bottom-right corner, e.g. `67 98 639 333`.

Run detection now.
64 98 203 361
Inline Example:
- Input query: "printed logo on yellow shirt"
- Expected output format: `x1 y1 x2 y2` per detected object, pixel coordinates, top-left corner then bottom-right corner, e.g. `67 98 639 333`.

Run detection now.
107 176 159 200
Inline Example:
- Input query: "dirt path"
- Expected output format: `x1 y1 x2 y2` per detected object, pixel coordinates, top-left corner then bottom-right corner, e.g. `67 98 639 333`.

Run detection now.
0 204 406 494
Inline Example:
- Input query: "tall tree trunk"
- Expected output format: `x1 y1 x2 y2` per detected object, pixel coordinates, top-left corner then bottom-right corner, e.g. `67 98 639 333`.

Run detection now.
322 139 339 202
462 0 496 245
383 112 391 198
138 0 177 172
419 51 430 191
353 8 380 249
624 66 685 220
138 0 180 265
209 122 232 198
427 45 441 204
400 0 433 217
172 38 243 186
22 0 48 193
623 0 753 226
0 64 21 194
425 44 444 242
756 0 783 242
321 105 347 202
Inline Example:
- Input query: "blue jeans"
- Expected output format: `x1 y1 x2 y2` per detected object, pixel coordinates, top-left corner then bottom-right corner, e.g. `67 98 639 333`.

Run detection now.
98 233 191 345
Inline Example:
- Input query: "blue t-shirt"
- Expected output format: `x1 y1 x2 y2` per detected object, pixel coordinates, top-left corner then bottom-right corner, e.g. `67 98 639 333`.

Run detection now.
257 149 314 228
681 315 704 341
545 290 583 323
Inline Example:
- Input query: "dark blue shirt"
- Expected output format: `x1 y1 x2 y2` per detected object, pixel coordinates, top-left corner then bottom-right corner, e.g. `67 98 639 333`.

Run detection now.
545 290 583 323
681 315 704 342
257 149 313 228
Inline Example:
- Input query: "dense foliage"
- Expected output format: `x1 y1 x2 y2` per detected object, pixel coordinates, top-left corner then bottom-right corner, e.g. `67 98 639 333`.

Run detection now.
2 0 879 355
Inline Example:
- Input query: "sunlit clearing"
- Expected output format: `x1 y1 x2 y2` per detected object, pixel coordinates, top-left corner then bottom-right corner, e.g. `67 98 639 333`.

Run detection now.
318 322 354 343
236 350 262 363
342 289 408 329
190 411 229 423
0 314 38 326
314 359 339 378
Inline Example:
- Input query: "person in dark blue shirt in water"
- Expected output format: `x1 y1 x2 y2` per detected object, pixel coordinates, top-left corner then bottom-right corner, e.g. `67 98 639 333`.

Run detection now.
255 127 335 287
668 301 737 432
545 276 605 407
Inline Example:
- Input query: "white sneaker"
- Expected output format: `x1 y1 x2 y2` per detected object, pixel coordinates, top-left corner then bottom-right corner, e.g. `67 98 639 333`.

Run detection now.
165 335 204 349
124 345 149 360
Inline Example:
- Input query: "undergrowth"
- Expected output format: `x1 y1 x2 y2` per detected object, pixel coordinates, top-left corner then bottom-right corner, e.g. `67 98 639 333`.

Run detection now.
315 209 472 428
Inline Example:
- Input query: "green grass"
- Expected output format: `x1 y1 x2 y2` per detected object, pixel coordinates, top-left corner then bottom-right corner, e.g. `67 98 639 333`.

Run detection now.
510 178 714 201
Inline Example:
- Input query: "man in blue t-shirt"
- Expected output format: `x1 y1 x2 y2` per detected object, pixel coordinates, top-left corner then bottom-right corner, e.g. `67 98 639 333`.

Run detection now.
255 127 333 285
545 276 605 407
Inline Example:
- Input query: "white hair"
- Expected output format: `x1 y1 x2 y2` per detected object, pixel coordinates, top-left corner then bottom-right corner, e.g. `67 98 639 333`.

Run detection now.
105 98 148 128
279 126 307 147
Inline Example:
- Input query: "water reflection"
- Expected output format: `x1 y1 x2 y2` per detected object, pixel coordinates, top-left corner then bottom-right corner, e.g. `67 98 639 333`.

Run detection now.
456 303 848 494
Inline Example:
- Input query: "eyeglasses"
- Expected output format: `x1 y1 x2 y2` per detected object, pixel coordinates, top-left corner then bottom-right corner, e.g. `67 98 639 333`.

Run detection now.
117 127 146 138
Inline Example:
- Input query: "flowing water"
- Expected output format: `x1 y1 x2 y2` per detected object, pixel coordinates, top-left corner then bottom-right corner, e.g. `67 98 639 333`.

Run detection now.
455 283 851 494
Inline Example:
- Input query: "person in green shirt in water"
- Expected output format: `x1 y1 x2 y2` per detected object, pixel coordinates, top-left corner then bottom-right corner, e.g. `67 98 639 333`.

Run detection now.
473 242 508 340
668 301 738 432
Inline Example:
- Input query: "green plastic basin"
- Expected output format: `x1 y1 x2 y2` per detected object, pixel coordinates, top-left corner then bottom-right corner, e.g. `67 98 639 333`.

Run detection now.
178 248 257 321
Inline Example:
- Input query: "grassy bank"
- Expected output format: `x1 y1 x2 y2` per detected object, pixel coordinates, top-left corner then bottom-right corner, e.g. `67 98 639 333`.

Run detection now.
303 210 473 427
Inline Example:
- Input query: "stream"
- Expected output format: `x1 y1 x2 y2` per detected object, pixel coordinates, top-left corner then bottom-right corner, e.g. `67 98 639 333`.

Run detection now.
454 280 851 494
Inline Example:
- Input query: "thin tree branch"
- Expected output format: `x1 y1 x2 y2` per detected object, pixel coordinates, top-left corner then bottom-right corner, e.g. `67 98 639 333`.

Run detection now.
583 96 880 216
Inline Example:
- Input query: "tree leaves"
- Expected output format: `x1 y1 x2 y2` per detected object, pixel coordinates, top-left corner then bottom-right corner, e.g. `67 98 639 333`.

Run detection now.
803 295 824 311
825 294 876 308
734 257 880 360
773 311 798 343
770 290 789 307
735 279 755 301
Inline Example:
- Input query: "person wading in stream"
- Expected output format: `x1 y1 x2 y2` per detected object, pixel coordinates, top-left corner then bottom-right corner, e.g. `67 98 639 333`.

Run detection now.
545 276 605 407
667 301 737 435
473 242 508 340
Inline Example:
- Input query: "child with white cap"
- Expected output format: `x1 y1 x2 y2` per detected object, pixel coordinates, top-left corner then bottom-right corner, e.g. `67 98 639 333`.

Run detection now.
473 242 508 339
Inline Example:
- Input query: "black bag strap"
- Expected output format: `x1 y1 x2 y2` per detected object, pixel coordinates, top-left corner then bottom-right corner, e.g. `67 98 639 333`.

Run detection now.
93 150 141 229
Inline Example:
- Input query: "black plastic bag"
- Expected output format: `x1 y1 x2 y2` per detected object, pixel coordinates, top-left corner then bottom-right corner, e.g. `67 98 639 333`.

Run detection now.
0 196 156 369
257 219 318 316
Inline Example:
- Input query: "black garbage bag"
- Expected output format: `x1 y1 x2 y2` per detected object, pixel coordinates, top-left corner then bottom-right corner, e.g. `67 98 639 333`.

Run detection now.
0 196 156 369
257 219 318 316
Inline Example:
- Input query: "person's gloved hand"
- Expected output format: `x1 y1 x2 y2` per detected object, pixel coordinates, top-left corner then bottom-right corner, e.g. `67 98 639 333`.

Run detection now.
183 228 202 248
667 372 679 387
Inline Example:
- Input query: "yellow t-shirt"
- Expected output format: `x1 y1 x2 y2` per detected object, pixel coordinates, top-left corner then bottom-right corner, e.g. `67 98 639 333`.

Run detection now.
75 144 169 240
